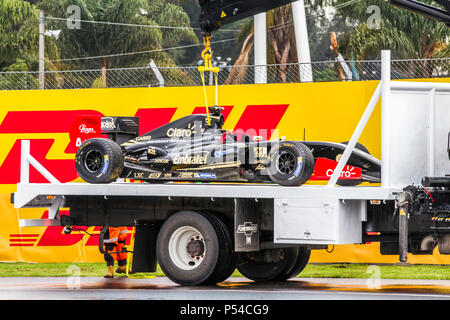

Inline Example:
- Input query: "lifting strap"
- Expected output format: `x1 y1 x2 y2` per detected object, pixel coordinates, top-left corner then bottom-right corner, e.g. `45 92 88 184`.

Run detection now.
198 35 220 127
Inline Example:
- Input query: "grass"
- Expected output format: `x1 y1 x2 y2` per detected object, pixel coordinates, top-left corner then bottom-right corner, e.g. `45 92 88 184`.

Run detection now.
1 262 450 280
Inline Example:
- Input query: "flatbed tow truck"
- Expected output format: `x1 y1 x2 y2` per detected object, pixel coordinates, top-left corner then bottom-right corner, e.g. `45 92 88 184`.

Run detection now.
11 52 450 285
10 0 450 286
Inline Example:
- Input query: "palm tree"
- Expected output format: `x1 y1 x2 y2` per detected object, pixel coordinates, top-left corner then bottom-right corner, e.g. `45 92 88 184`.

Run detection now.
38 0 198 69
333 0 450 60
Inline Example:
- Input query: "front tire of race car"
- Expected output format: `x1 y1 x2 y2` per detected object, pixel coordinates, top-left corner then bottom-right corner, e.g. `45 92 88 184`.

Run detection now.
268 141 314 187
75 138 124 184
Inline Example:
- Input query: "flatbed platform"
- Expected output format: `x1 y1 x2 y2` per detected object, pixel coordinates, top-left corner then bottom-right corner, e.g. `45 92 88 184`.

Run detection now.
14 182 401 209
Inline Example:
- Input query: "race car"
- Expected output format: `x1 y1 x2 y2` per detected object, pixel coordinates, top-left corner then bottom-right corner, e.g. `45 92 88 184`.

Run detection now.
72 106 381 186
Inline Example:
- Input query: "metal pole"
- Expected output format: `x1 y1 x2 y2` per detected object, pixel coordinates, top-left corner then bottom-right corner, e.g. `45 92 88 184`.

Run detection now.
292 0 312 82
381 50 391 187
39 10 45 90
254 13 267 84
326 82 382 187
396 191 411 264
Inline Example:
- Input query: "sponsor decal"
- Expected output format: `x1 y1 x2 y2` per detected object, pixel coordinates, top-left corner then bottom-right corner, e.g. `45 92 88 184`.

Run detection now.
310 157 362 180
253 147 267 157
78 124 97 134
214 149 233 157
148 172 161 179
167 123 196 138
135 136 152 142
293 156 303 177
101 155 109 174
133 172 145 179
101 117 116 130
173 152 208 165
194 172 217 179
237 222 258 245
180 172 193 178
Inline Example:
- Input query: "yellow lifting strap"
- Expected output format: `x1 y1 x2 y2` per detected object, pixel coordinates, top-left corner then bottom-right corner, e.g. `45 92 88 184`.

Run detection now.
198 35 220 127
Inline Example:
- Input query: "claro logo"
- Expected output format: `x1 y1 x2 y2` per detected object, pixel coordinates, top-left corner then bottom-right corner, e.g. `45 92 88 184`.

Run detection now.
167 123 196 138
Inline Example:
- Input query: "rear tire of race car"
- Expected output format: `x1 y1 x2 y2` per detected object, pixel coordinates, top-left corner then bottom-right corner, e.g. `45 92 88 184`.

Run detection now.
75 138 124 184
157 211 232 286
268 141 314 186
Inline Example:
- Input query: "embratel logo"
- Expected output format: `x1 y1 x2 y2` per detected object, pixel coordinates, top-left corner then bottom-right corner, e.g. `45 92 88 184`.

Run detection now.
3 104 288 247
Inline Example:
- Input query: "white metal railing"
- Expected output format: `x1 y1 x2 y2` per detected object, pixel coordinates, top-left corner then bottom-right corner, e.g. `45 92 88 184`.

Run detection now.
20 139 60 184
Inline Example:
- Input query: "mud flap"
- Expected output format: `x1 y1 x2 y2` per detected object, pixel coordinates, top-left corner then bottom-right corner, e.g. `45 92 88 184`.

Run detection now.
234 199 259 252
131 222 160 273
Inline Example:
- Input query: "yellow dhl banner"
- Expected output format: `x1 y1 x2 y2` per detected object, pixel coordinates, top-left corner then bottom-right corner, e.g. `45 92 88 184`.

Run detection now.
1 78 450 264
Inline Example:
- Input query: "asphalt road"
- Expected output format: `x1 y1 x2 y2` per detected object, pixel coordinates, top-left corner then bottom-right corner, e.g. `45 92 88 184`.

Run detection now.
0 276 450 300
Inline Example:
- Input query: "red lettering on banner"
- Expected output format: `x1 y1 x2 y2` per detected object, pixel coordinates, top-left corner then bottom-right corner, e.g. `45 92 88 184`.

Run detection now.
0 110 104 184
233 104 289 140
0 110 103 134
0 139 78 183
134 108 177 135
37 210 88 246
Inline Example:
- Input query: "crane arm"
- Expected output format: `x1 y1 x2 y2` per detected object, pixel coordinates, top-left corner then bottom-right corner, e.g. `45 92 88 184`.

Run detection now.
386 0 450 26
198 0 297 34
197 0 449 35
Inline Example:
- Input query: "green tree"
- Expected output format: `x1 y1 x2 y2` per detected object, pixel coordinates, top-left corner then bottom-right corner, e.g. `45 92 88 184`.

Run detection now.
330 0 450 59
38 0 198 69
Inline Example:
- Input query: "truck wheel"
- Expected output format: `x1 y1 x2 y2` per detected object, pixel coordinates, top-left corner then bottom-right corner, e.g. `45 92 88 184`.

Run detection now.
156 211 232 286
336 141 370 186
268 142 314 186
75 138 124 184
284 246 311 280
201 214 238 284
237 248 298 282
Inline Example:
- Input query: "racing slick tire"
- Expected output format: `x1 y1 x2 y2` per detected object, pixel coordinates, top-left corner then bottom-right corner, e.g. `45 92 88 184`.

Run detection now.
237 248 299 282
75 138 124 184
268 141 314 186
156 211 234 286
336 141 370 186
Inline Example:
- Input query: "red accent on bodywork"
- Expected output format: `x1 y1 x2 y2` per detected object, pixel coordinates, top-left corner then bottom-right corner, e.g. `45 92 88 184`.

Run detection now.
310 157 362 181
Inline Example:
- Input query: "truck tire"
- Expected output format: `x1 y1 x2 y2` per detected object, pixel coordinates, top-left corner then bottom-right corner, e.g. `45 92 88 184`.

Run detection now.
156 211 232 286
201 213 238 284
268 141 314 186
237 248 299 282
75 138 124 184
284 246 311 280
336 141 370 186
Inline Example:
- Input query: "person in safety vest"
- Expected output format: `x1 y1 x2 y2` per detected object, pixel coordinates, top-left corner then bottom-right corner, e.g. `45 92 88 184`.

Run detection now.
102 226 128 278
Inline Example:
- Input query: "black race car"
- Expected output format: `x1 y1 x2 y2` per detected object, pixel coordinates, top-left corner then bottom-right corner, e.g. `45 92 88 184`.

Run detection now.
74 106 380 186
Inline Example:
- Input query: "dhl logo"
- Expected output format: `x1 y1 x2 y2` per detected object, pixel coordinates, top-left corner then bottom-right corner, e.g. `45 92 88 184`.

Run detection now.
7 104 288 247
11 210 135 247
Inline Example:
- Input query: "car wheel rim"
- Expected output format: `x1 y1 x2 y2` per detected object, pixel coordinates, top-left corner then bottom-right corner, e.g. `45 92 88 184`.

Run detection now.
276 150 297 175
168 226 206 271
84 150 103 173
